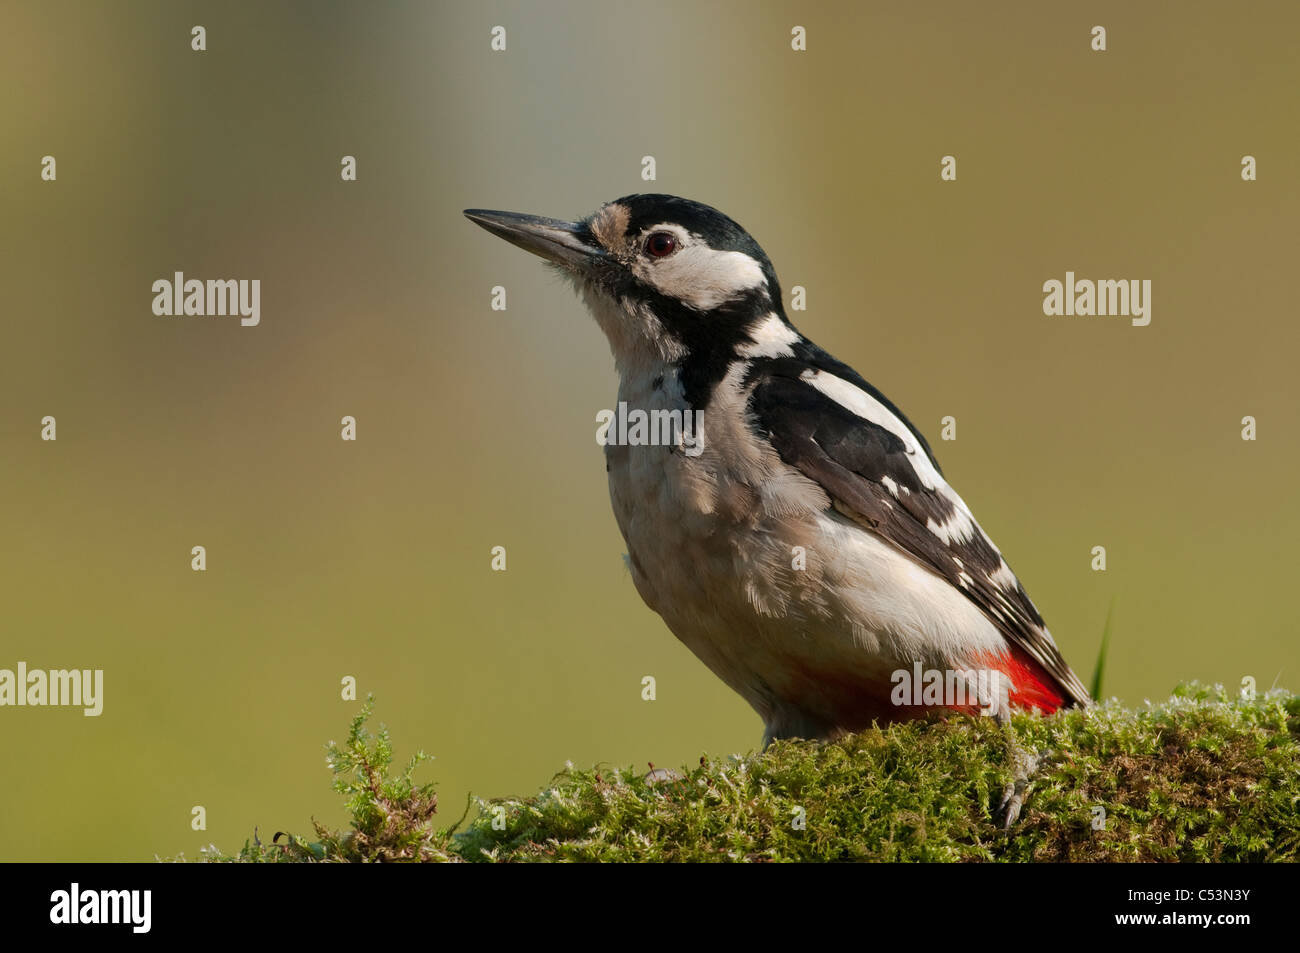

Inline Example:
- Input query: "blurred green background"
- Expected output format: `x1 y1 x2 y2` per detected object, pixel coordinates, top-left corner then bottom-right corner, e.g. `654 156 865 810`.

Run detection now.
1 1 1296 861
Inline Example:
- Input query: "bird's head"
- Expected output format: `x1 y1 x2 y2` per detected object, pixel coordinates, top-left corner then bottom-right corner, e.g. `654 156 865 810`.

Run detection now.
465 195 801 382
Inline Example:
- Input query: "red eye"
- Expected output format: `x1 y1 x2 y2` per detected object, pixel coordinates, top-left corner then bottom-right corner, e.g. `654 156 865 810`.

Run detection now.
645 232 677 258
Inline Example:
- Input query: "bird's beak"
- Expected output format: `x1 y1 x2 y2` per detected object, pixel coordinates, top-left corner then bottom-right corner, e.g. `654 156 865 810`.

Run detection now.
463 208 605 270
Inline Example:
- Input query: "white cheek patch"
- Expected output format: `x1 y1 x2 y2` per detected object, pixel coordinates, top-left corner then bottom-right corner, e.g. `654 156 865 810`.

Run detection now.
634 232 767 311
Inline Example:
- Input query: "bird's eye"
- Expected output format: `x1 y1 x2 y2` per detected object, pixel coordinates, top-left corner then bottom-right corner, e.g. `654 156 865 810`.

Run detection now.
644 232 678 258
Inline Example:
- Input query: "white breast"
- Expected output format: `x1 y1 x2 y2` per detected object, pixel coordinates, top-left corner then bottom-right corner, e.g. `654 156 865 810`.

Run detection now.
604 361 1007 741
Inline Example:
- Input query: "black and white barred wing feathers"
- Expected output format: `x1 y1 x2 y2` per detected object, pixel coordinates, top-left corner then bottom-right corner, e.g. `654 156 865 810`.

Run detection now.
746 356 1092 709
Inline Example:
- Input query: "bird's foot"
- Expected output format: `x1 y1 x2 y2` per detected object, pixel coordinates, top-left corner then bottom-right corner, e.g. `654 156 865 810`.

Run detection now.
997 744 1041 829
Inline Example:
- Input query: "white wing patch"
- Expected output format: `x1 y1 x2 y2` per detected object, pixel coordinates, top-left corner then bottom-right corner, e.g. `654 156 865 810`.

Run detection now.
990 560 1019 590
925 510 976 545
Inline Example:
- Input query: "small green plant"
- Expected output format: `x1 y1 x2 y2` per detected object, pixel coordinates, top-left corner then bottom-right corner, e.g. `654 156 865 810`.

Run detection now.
209 696 458 862
1089 597 1116 700
316 695 453 861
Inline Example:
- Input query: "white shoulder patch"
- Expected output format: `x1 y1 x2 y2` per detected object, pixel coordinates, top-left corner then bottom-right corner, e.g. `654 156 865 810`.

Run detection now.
800 369 943 491
736 313 801 358
799 368 1002 563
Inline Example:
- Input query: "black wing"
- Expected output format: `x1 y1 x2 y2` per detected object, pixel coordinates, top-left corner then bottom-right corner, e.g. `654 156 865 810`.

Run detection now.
746 356 1091 708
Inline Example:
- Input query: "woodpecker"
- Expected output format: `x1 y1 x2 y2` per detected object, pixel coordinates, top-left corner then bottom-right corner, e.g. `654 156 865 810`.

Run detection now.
465 195 1091 819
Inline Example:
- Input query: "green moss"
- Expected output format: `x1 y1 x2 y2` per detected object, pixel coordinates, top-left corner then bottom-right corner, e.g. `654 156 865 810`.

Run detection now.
191 683 1300 863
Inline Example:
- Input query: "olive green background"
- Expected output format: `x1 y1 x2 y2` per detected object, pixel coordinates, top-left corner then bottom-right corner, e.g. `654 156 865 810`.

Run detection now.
1 1 1296 861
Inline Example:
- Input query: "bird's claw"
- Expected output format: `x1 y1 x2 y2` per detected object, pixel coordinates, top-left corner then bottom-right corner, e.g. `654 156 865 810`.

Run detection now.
997 747 1041 829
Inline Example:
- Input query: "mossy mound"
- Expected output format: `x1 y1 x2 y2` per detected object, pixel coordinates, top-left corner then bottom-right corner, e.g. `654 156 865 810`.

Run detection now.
189 684 1300 863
